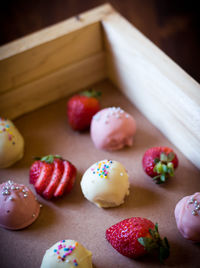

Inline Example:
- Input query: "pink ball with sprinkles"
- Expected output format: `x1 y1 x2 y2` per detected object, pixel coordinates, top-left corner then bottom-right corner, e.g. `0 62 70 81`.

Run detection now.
175 192 200 242
0 180 40 230
90 107 136 151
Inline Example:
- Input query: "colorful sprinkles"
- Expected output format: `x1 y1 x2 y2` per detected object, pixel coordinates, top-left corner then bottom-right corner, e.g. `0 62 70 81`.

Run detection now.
188 196 200 216
53 240 79 266
91 160 113 179
0 118 15 144
73 259 78 266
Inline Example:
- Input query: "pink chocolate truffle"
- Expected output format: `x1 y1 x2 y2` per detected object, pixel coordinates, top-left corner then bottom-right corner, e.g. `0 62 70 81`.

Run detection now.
0 180 40 230
90 107 136 151
174 192 200 242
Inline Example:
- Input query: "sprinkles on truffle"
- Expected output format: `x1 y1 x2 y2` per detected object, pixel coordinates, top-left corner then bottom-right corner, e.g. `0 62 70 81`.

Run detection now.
188 196 200 216
91 160 113 179
0 118 15 144
53 240 79 265
1 180 29 199
92 107 130 124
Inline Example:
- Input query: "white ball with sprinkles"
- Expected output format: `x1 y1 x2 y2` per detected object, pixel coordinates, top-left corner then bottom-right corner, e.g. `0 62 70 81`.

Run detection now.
80 160 130 208
40 240 92 268
0 117 24 168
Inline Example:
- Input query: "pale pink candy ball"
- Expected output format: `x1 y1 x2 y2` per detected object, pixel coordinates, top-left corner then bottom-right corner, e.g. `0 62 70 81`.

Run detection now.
175 192 200 242
90 107 136 151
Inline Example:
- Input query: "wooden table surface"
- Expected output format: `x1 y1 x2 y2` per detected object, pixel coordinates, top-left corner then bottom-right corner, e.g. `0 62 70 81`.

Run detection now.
0 0 199 83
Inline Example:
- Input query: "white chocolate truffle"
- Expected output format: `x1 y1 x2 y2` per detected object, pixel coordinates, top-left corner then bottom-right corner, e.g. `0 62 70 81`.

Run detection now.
80 160 130 208
0 118 24 168
41 240 92 268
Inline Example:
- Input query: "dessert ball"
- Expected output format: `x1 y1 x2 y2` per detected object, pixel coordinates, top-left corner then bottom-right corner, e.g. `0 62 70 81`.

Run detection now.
40 239 93 268
80 160 130 208
90 107 136 151
0 118 24 168
0 180 40 230
174 192 200 242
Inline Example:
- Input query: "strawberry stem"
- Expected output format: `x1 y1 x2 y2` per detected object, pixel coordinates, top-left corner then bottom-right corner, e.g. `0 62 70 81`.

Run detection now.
138 223 170 263
80 89 101 99
153 152 175 184
34 156 41 160
34 155 62 163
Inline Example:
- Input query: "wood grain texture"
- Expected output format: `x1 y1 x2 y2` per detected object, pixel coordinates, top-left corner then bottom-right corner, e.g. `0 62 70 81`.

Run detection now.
0 0 199 82
0 4 113 94
0 51 106 119
102 11 200 169
0 3 199 171
0 23 102 94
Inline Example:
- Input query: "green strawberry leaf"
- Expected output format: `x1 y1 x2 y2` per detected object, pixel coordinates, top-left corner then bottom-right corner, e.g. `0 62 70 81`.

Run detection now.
153 175 160 180
149 225 160 240
167 162 173 168
154 158 160 164
138 237 157 251
149 228 156 238
156 180 163 184
159 245 170 263
167 152 175 162
34 156 41 160
80 89 101 99
40 155 63 163
41 155 54 163
54 155 62 159
139 223 170 263
153 174 167 184
154 162 163 173
162 164 168 173
167 163 174 177
138 237 148 247
160 174 166 182
160 153 168 162
163 237 170 249
152 152 175 184
155 223 158 232
152 175 161 184
168 167 174 177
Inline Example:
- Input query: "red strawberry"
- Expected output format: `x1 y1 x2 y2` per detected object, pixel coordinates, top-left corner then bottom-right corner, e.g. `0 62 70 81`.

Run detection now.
42 158 64 199
67 90 101 131
142 147 178 184
30 155 76 200
29 160 43 185
54 160 76 197
106 217 170 262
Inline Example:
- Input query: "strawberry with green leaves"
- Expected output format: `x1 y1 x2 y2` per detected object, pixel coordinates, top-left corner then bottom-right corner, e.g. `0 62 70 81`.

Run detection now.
106 217 170 262
67 90 101 131
30 155 76 200
142 147 178 184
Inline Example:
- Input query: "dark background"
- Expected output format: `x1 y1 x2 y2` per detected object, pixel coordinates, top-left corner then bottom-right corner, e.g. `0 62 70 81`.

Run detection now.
0 0 199 82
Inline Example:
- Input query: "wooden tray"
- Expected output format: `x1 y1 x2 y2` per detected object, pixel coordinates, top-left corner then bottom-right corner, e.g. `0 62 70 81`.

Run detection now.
0 4 200 268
